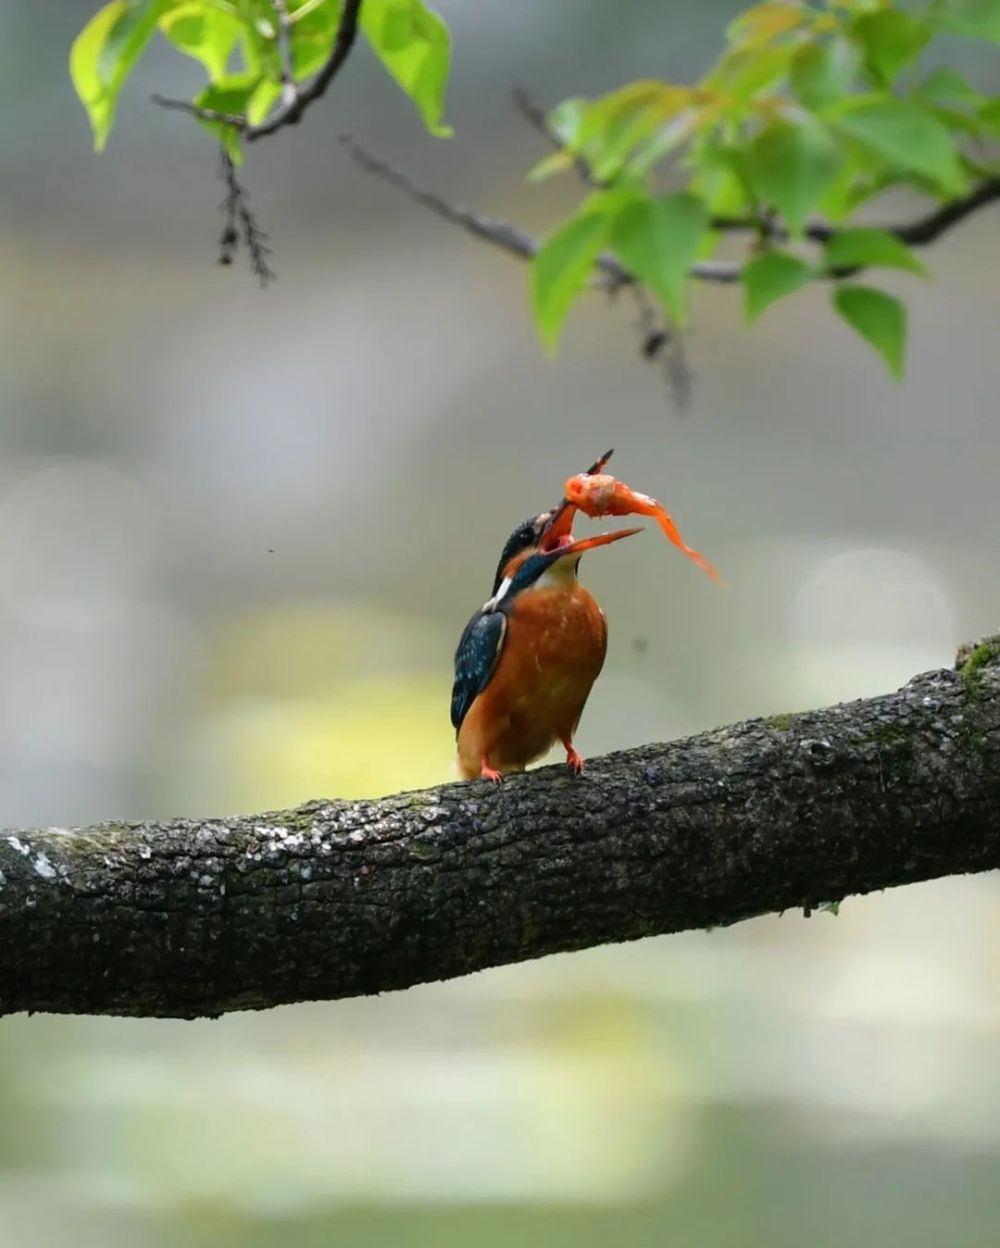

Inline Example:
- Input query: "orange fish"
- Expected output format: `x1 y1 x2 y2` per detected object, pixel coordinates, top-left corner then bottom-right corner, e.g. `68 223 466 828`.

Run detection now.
546 449 723 585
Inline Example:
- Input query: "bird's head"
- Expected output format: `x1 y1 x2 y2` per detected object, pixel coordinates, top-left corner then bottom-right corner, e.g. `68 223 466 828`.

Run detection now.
486 511 640 609
489 449 623 596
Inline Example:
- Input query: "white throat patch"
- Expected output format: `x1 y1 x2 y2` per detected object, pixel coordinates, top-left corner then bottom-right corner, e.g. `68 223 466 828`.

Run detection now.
482 555 578 613
482 576 513 613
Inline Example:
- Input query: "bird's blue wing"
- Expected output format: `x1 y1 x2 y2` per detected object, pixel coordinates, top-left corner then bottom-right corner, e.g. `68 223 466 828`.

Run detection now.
451 609 507 732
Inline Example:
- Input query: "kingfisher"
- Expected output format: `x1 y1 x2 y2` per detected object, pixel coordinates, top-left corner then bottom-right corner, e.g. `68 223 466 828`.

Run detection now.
451 454 641 783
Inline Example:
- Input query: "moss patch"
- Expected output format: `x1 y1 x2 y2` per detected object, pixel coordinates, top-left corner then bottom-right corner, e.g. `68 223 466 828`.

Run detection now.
865 722 912 747
284 809 321 833
765 713 794 732
959 638 1000 704
863 721 916 785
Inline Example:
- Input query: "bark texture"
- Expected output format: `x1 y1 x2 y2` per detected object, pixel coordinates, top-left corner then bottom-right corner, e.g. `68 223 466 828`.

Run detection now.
1 638 998 1020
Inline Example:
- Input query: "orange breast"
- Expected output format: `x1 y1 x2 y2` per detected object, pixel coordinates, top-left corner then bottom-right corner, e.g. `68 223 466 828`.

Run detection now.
456 584 607 777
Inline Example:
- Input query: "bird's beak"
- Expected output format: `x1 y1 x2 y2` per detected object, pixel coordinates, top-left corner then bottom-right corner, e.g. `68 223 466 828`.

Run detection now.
549 526 642 557
538 448 615 552
538 498 577 551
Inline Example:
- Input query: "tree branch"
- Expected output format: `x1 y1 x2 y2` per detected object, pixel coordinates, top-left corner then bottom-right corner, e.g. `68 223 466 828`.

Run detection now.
339 135 541 260
344 88 1000 295
1 639 998 1020
887 178 1000 245
153 0 363 142
710 180 1000 246
338 136 743 285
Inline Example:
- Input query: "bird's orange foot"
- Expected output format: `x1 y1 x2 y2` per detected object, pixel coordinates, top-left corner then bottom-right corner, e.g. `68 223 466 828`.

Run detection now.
480 757 504 784
565 746 585 775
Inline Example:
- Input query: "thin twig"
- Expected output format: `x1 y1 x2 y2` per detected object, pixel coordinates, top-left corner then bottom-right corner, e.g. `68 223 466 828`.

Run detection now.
512 87 598 187
631 284 668 359
339 135 743 285
152 95 246 128
217 149 240 268
218 150 276 286
626 284 691 406
272 0 297 105
339 134 540 260
153 0 363 141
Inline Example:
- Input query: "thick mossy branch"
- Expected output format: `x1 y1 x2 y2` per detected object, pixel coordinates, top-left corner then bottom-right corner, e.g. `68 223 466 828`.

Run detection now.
1 638 998 1020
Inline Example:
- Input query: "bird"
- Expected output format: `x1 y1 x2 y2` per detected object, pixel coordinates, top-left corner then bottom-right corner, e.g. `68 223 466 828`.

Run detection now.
451 483 641 784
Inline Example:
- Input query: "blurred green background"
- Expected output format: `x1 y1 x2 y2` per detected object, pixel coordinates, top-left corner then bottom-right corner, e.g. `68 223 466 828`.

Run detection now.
3 1 1000 1245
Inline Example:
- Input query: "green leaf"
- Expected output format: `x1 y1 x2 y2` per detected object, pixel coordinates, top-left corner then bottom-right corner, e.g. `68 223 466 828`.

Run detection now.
527 152 575 183
286 0 346 80
833 285 906 378
707 44 794 102
934 0 1000 43
742 252 814 322
851 10 931 85
690 145 752 216
838 0 897 13
575 82 692 181
628 100 723 177
917 66 983 107
360 0 452 136
923 102 988 136
160 3 242 80
978 97 1000 139
532 197 619 355
548 97 587 146
526 99 588 181
695 229 720 262
610 191 709 325
70 0 173 150
747 118 840 235
247 76 283 125
727 2 804 46
790 38 857 110
824 228 928 276
827 95 967 194
192 72 258 162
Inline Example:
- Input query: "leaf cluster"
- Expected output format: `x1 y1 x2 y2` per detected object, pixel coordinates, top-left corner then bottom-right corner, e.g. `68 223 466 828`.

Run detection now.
529 0 1000 376
69 0 1000 376
70 0 451 162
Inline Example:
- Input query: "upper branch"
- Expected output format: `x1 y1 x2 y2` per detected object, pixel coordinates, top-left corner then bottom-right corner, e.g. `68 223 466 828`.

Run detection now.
1 639 998 1020
341 135 1000 290
340 137 539 260
807 177 1000 246
248 0 362 140
338 137 742 284
153 0 363 142
706 179 1000 247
